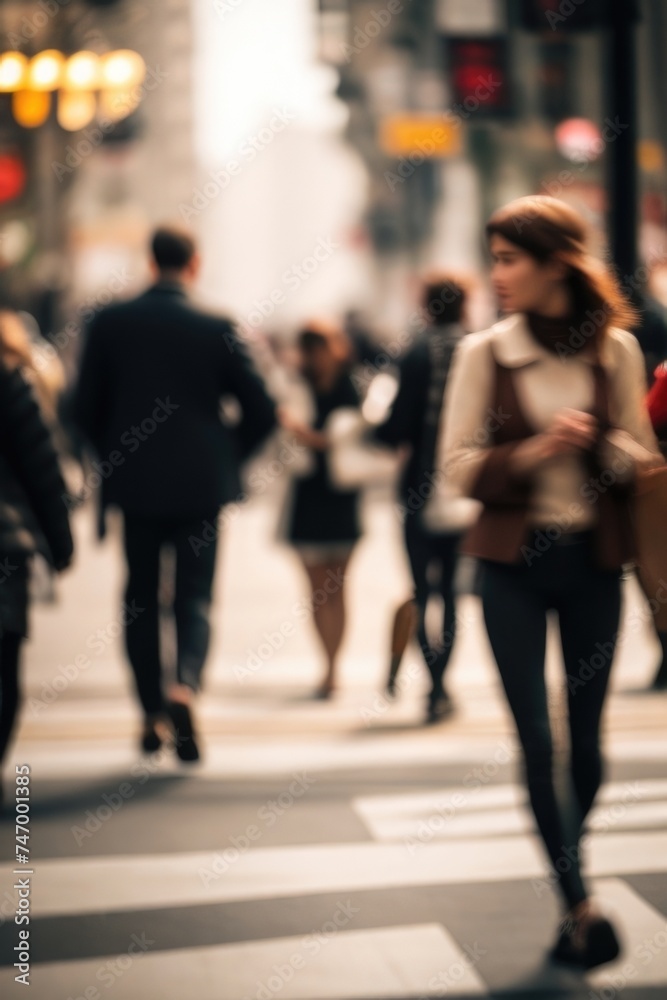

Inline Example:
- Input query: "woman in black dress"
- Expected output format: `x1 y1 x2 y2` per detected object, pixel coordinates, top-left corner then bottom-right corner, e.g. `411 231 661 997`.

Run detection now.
280 323 362 698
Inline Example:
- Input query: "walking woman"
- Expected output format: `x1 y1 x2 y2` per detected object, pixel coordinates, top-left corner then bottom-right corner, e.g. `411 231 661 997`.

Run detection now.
0 311 74 799
441 196 662 968
375 273 469 723
279 322 362 698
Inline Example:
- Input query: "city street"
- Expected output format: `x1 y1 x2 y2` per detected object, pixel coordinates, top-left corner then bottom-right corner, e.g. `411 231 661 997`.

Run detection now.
1 492 666 999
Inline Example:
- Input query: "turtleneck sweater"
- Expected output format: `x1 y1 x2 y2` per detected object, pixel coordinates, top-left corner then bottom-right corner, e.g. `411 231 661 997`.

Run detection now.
526 311 598 357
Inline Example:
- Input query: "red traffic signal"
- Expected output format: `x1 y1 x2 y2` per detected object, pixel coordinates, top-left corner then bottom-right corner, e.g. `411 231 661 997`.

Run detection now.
0 152 26 204
446 38 513 117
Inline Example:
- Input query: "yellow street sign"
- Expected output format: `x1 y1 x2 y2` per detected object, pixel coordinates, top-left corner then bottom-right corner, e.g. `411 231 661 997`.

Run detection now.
379 116 463 158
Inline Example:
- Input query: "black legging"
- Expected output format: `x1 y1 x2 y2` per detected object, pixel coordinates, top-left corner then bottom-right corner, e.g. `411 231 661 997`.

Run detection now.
0 631 25 764
481 529 622 909
404 515 461 700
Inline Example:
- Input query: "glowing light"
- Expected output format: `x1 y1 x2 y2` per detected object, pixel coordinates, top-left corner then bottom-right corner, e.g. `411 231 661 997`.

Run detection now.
0 52 27 92
27 49 65 91
12 90 51 128
58 90 96 131
63 51 100 91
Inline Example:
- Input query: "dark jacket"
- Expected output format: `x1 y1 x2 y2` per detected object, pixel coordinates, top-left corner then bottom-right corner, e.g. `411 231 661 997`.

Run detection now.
0 363 73 569
375 324 465 502
72 280 277 526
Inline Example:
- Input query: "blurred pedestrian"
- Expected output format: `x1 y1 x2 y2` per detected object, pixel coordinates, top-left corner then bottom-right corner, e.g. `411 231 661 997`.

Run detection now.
73 226 276 761
375 272 470 723
442 196 662 969
632 291 667 388
645 359 667 689
279 322 361 698
0 311 73 799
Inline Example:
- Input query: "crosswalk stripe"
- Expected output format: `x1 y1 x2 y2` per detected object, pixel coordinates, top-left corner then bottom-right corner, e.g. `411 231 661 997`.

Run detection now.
588 879 667 990
10 731 667 782
0 923 489 999
17 830 667 918
352 780 667 841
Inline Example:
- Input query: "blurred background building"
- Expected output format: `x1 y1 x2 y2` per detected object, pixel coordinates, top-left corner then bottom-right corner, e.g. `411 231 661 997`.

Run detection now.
0 0 666 350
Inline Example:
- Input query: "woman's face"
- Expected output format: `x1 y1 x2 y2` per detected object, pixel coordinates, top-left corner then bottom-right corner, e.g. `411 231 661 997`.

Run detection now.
300 341 336 383
489 233 565 314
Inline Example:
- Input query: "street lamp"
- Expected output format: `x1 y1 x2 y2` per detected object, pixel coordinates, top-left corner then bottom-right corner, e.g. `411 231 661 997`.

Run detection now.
0 52 27 92
27 50 65 91
57 90 97 132
12 90 51 129
0 47 146 130
63 51 101 91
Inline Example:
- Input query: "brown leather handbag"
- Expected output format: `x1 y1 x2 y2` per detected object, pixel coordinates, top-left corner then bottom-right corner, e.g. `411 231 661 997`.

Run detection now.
633 463 667 631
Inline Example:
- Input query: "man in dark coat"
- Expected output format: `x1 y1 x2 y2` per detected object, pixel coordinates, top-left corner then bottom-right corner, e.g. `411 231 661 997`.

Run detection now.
73 226 276 760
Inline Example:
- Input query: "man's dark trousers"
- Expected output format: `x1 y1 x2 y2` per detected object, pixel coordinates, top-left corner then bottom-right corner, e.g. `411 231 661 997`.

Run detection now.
122 509 219 716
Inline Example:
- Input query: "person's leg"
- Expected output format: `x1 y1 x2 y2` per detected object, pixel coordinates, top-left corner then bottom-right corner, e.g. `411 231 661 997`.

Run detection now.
404 517 438 693
171 513 219 698
301 553 352 695
0 631 24 765
481 559 588 911
122 513 165 720
430 532 462 702
558 561 622 836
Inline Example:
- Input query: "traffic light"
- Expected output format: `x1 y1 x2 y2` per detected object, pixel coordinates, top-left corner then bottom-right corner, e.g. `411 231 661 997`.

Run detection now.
0 152 26 204
445 38 513 118
0 103 31 211
519 0 606 32
537 41 573 121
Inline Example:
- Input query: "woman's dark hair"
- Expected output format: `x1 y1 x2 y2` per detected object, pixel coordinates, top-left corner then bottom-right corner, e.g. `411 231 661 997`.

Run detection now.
297 320 352 366
151 225 197 272
486 195 638 336
422 271 471 325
